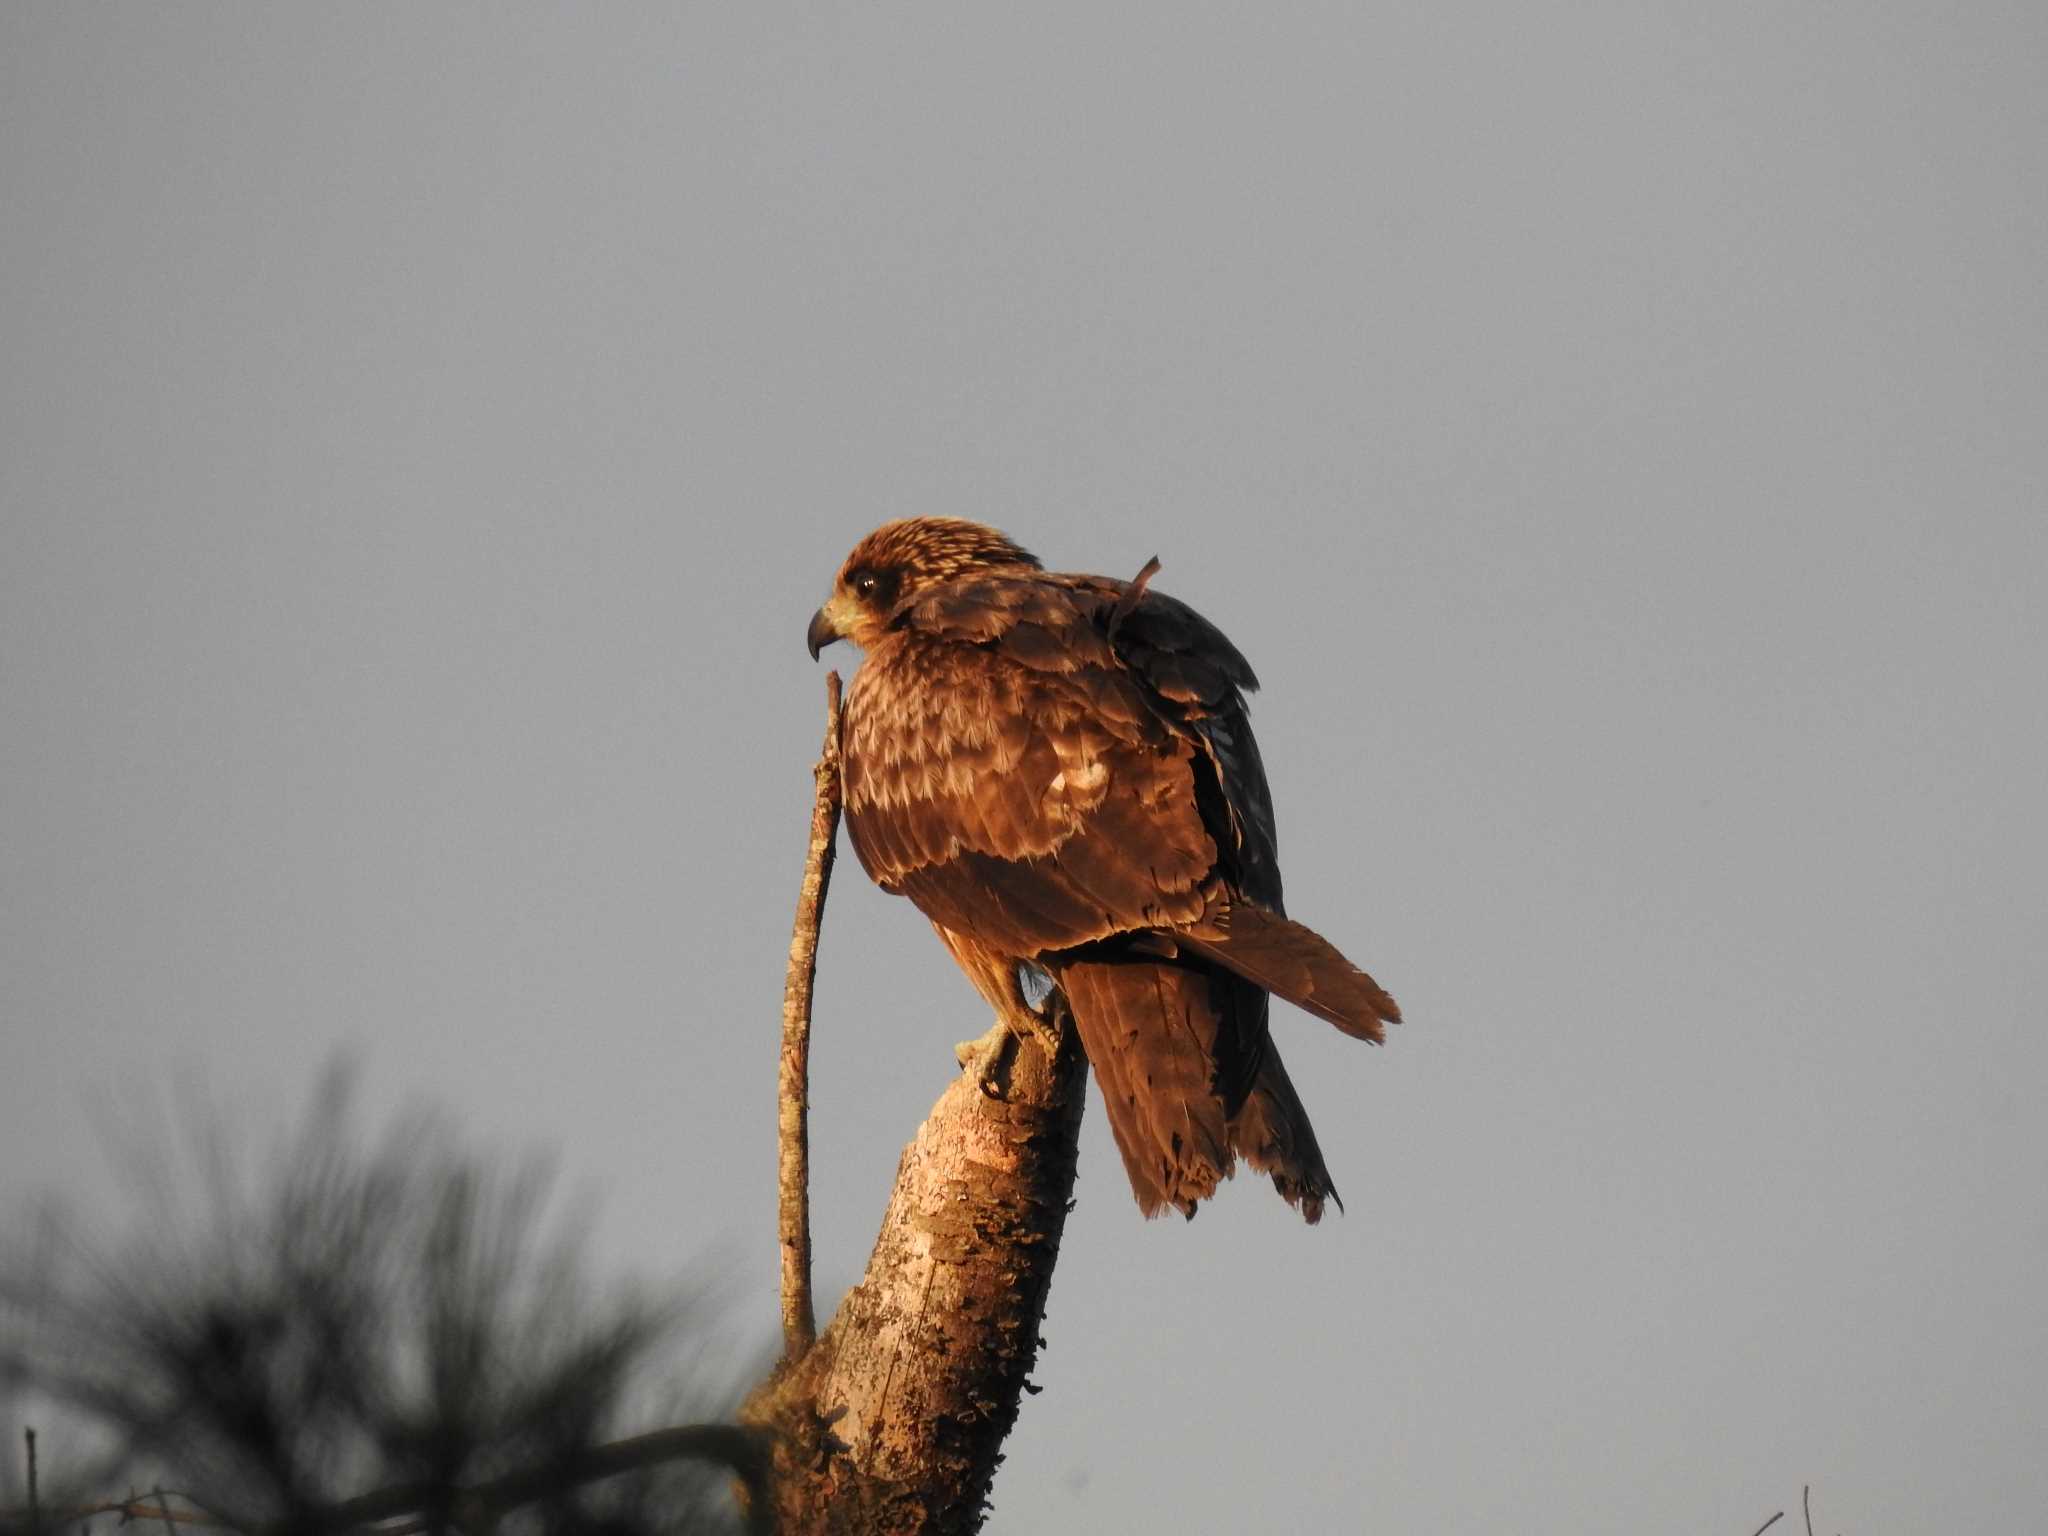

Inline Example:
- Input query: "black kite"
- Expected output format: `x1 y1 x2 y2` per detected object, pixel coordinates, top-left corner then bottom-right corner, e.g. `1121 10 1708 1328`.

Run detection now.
807 518 1398 1222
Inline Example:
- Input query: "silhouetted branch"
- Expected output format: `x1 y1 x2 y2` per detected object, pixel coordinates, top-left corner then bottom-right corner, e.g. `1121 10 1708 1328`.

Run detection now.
6 1429 769 1536
7 1491 226 1530
1750 1512 1784 1536
287 1422 770 1536
152 1482 184 1535
778 671 843 1362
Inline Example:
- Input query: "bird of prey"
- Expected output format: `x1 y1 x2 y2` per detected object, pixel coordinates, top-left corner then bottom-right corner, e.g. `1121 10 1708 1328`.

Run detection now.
806 518 1398 1222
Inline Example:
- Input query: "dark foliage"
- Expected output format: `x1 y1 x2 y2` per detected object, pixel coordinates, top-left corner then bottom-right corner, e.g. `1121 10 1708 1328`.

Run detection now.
0 1068 756 1535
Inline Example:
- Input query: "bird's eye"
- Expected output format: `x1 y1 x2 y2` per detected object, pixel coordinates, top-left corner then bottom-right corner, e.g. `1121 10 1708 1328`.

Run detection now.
854 572 880 597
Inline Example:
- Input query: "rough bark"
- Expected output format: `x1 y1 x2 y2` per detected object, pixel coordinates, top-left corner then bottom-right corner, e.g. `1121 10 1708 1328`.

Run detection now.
740 1026 1086 1535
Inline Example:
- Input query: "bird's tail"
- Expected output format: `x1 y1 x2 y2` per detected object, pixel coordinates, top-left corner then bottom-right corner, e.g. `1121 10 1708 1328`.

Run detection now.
1052 951 1341 1222
1228 1044 1341 1223
1056 955 1229 1221
1181 901 1401 1041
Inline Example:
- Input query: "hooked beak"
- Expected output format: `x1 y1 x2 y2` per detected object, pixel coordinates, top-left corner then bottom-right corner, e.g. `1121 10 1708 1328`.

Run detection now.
806 605 842 661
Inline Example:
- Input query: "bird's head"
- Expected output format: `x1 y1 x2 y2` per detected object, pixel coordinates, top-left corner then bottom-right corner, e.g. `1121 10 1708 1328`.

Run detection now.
807 518 1040 658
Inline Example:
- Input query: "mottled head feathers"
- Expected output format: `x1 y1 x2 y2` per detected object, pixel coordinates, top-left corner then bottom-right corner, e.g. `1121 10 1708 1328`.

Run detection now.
808 518 1040 656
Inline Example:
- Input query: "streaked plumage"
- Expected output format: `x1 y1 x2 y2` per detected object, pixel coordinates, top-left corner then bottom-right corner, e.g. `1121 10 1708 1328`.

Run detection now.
807 518 1398 1222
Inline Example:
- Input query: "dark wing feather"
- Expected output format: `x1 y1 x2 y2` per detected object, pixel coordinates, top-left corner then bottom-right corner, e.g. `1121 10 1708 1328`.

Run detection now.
1088 581 1284 911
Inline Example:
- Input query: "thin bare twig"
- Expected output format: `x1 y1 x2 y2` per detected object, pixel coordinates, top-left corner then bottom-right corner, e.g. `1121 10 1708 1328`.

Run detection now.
1803 1483 1813 1536
22 1428 36 1536
1751 1512 1785 1536
778 670 843 1361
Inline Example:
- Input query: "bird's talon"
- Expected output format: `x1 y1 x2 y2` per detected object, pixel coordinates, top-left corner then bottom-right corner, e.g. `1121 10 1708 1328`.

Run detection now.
955 1021 1019 1097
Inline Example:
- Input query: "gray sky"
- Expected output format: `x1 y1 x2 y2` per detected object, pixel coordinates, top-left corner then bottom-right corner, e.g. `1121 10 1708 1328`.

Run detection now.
4 5 2045 1531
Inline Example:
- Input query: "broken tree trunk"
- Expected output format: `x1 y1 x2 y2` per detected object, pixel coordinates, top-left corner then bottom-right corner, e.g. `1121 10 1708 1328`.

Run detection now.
741 1029 1085 1535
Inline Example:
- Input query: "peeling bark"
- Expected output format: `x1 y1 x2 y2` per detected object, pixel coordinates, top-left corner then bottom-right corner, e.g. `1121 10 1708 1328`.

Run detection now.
742 1027 1086 1535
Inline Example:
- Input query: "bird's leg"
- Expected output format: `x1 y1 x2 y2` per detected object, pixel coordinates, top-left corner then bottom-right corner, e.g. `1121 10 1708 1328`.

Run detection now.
932 927 1068 1095
961 981 1070 1098
953 1000 1064 1098
1009 963 1068 1061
